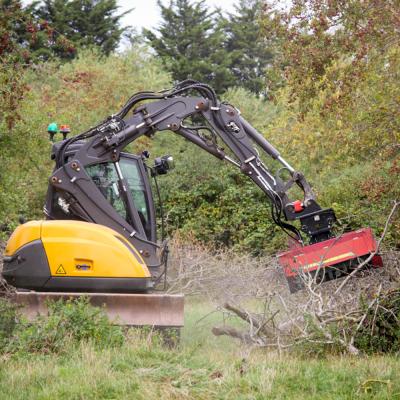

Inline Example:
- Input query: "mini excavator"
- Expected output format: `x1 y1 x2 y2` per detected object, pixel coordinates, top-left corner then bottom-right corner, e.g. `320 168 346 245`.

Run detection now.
3 80 382 308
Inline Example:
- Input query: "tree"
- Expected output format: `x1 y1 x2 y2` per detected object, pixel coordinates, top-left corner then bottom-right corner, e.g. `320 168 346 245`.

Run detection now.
0 0 73 128
222 0 273 95
144 0 234 94
34 0 131 57
261 0 400 112
0 0 28 129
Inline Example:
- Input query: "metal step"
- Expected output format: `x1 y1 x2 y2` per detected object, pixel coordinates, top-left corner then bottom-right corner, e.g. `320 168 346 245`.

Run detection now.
11 291 184 327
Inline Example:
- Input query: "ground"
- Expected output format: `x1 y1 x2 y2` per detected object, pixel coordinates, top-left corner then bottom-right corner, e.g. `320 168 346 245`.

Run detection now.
0 299 400 400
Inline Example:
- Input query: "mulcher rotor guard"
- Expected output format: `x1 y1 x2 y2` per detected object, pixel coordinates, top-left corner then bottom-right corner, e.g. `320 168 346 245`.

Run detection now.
278 227 383 293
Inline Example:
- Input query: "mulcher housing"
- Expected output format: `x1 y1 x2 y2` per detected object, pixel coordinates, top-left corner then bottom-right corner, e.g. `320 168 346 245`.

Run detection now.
279 228 383 292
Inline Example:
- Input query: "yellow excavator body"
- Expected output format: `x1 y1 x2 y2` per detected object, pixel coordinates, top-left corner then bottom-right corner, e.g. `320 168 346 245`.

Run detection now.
3 220 153 292
4 221 41 256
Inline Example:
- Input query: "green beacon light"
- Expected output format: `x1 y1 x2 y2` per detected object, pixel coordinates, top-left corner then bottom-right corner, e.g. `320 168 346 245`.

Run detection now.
47 122 58 142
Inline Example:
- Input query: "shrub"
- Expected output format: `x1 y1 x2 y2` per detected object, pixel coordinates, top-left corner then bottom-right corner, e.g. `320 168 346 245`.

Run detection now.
354 289 400 354
4 297 124 355
0 298 19 347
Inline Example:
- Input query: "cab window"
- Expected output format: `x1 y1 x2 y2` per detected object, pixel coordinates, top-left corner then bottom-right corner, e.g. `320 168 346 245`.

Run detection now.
119 158 151 238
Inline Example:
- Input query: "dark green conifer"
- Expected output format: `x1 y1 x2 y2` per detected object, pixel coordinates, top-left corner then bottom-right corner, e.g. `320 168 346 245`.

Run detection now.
144 0 234 94
222 0 273 95
34 0 130 57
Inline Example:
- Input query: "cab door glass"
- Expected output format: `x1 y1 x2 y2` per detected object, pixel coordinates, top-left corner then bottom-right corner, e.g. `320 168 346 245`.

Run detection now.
119 158 151 238
85 163 127 220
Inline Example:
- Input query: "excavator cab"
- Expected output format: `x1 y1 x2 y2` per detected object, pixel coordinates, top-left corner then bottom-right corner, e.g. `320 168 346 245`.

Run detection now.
3 142 174 293
45 146 174 243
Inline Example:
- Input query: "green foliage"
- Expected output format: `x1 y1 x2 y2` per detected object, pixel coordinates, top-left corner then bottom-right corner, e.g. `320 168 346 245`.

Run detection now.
144 0 277 95
255 0 400 249
0 0 75 65
144 0 278 94
32 0 130 58
262 0 400 112
163 163 284 254
0 0 72 130
262 49 400 247
3 297 124 355
0 298 19 347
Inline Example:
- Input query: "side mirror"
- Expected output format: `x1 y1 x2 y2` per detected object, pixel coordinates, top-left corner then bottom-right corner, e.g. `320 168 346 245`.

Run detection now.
153 155 175 175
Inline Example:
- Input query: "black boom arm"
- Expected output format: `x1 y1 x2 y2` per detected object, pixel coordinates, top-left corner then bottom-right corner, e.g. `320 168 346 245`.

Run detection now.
48 81 336 267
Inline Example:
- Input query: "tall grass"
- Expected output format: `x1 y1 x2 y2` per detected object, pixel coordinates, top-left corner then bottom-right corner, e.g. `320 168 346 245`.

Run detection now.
1 300 400 400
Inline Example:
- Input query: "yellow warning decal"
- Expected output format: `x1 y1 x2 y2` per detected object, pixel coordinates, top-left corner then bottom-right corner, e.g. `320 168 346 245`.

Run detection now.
56 265 67 274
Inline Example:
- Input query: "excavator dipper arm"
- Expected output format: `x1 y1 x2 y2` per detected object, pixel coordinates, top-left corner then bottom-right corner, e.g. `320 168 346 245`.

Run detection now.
49 82 337 268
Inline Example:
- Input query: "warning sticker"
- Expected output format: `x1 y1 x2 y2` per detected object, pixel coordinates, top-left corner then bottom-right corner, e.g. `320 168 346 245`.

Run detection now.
56 265 66 274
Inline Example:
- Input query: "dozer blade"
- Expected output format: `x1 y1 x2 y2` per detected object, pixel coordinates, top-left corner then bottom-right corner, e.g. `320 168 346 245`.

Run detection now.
278 228 383 293
10 292 184 327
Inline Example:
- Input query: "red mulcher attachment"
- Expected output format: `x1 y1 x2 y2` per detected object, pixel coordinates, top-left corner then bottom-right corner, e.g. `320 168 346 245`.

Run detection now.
278 228 383 293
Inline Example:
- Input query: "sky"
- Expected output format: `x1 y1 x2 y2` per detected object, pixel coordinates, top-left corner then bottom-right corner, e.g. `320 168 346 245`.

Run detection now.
118 0 238 32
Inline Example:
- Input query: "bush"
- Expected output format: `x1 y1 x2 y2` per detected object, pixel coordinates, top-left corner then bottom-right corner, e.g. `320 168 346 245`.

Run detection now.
354 289 400 354
3 297 124 355
0 298 19 347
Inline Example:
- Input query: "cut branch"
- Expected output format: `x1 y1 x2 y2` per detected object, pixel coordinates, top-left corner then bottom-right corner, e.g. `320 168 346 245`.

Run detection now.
212 326 254 345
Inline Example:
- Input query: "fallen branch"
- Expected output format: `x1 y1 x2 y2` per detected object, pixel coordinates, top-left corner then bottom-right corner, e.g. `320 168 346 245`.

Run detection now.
212 326 254 345
223 302 262 330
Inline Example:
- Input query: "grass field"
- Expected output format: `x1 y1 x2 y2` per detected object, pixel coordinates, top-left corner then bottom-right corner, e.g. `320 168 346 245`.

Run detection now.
0 299 400 400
